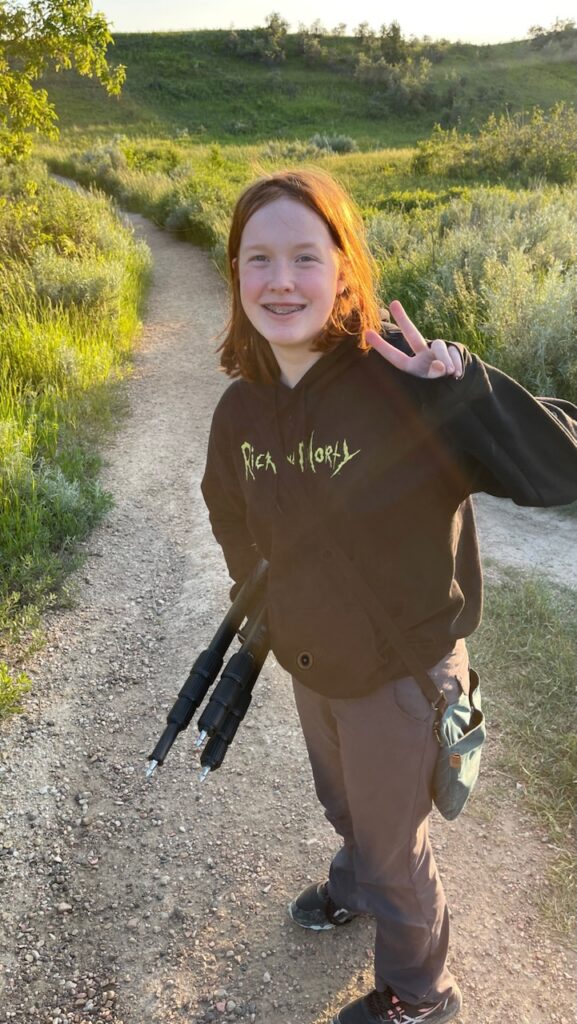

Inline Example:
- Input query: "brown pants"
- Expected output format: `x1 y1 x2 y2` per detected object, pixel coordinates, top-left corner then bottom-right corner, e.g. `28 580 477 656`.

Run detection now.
292 640 470 1005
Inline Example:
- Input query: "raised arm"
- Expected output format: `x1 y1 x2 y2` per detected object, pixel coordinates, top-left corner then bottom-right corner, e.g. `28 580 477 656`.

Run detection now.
368 299 577 507
447 358 577 507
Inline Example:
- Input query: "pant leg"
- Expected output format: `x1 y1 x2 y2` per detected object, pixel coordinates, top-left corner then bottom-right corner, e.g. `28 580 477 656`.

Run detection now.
292 642 469 1005
291 677 366 913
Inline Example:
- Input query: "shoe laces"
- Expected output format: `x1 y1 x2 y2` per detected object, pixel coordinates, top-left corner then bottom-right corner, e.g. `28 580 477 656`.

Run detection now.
366 987 444 1022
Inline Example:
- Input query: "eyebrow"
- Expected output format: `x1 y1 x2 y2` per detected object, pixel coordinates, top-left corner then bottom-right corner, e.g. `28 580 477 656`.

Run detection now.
242 241 322 252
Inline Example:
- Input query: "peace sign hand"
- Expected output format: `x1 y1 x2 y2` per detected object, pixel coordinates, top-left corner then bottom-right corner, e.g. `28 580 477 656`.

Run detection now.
366 300 463 380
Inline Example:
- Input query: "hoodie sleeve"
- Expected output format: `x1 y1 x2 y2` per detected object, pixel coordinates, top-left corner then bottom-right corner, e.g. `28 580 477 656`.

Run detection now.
425 349 577 507
201 392 260 590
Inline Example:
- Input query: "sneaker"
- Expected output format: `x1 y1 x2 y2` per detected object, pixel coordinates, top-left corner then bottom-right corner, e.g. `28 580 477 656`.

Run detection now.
332 984 462 1023
287 881 357 931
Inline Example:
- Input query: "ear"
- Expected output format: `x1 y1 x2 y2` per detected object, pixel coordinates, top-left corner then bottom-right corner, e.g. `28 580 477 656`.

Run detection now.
232 257 238 272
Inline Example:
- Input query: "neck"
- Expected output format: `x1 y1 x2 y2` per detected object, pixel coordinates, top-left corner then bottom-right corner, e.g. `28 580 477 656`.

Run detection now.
274 350 323 388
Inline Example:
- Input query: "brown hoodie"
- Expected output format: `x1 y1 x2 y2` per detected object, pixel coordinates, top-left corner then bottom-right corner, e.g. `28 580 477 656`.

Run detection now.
201 335 577 696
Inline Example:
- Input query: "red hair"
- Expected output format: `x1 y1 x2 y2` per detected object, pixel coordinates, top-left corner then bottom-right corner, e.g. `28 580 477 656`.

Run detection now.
219 168 383 383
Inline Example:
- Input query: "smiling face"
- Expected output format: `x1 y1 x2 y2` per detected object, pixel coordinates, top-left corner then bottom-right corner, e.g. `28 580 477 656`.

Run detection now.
236 197 345 381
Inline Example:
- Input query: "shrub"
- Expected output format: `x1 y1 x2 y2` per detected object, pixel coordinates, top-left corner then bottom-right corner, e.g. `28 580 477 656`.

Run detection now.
0 662 31 718
261 139 324 161
412 104 577 184
77 139 128 178
309 133 358 153
369 185 577 400
375 186 470 211
302 36 329 66
225 15 288 66
123 141 183 174
356 56 435 113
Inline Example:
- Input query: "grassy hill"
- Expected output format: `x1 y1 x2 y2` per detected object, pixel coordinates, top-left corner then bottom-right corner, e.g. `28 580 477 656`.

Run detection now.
42 29 577 148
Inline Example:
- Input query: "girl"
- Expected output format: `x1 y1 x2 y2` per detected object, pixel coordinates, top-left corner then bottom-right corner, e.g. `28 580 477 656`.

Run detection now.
201 168 577 1024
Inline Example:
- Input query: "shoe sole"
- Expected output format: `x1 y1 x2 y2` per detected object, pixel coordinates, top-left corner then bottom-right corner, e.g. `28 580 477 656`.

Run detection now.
287 900 336 930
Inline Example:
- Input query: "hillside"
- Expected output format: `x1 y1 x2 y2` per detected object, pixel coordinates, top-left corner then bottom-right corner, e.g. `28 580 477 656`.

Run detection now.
42 29 577 147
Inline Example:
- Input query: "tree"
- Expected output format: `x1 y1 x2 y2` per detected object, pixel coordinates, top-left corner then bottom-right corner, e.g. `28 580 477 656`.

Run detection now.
264 11 289 39
528 17 576 48
355 22 374 42
0 0 125 162
379 21 408 64
309 18 327 36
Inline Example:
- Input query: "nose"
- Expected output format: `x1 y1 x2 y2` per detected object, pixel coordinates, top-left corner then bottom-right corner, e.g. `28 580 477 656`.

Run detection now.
268 259 294 292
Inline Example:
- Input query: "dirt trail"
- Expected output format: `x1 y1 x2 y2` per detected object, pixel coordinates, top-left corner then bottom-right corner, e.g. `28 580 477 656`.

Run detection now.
0 208 575 1024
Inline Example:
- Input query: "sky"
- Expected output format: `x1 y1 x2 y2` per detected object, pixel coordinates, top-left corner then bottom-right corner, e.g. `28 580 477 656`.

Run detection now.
94 1 574 45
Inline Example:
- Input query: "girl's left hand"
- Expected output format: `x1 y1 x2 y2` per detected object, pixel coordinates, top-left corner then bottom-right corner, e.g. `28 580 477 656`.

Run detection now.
366 299 463 380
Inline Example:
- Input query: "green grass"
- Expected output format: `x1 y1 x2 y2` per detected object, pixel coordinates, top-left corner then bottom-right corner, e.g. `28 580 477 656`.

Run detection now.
469 569 577 937
37 30 577 147
0 162 151 704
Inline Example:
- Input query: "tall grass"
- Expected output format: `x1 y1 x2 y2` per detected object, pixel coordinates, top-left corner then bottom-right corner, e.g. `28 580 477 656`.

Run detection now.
0 162 151 678
469 570 577 935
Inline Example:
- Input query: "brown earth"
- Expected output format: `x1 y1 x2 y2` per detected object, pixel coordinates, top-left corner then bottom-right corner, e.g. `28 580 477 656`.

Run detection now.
0 207 575 1024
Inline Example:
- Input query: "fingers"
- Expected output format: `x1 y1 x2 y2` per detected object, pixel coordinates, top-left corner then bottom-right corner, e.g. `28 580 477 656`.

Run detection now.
389 300 464 378
429 339 454 376
427 359 449 379
449 345 464 379
365 330 413 371
388 299 428 353
367 330 464 381
369 304 465 382
429 339 463 378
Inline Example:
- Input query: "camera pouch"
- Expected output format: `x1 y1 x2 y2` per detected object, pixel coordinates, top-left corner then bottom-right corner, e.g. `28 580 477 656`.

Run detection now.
432 668 486 821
